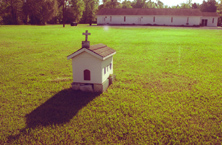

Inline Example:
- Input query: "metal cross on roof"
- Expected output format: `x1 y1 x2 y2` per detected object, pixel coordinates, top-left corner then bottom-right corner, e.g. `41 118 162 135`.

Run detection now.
83 30 91 41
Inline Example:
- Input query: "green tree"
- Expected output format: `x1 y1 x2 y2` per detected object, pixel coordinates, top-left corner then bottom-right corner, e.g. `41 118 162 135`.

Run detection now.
56 0 84 27
0 1 5 24
122 0 132 8
217 0 222 26
179 0 192 9
155 0 164 8
171 5 180 8
0 0 24 24
26 0 58 25
188 0 193 8
71 0 84 23
180 3 190 8
164 5 170 8
81 0 99 24
134 0 146 8
144 0 156 8
171 0 200 9
130 0 164 8
200 0 217 12
99 0 121 9
131 0 146 8
192 3 199 9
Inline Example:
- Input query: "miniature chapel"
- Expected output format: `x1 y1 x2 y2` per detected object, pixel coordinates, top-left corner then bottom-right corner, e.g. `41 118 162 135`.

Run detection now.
67 30 116 92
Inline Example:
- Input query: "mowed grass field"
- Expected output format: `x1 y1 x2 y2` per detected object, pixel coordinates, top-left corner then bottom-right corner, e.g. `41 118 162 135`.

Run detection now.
0 25 222 144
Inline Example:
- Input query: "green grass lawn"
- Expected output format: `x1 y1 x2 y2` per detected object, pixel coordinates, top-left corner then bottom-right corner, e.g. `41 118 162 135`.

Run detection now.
0 24 222 144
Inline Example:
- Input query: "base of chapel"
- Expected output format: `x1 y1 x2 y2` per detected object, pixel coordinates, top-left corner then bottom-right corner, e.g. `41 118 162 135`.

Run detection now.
71 75 115 93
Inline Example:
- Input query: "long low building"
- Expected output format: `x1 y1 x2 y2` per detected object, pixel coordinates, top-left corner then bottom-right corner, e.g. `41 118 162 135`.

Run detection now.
96 8 219 27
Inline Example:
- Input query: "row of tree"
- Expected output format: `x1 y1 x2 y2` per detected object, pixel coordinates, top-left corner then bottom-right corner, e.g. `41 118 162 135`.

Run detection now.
0 0 91 25
104 0 218 11
0 0 221 26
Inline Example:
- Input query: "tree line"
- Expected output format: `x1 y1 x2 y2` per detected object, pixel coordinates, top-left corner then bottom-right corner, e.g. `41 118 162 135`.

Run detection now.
0 0 221 26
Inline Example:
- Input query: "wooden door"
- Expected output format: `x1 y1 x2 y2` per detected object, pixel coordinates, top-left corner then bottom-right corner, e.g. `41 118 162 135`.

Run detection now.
84 70 90 81
202 19 208 26
205 19 208 26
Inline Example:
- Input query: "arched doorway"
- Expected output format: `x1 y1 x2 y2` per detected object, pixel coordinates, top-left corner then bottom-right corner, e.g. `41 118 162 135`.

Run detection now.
84 69 90 81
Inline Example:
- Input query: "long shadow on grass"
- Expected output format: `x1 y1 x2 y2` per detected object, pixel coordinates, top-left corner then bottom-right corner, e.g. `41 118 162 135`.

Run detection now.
7 88 100 143
26 89 99 127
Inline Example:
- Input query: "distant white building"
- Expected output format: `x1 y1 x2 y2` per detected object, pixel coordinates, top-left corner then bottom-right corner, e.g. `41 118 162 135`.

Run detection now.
201 12 219 27
97 8 219 27
67 30 116 93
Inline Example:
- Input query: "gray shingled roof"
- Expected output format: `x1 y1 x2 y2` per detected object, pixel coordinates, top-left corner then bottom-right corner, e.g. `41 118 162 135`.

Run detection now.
97 8 218 17
88 44 116 58
67 44 116 60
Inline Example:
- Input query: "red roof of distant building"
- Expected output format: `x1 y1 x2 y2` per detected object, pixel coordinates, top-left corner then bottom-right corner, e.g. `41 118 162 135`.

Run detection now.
97 8 218 17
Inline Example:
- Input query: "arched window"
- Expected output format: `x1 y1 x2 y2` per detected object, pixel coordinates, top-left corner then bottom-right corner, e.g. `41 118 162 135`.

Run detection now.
84 69 90 81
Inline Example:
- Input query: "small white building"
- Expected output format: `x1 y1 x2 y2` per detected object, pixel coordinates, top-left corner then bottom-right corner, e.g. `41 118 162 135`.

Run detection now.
97 8 219 27
67 30 116 93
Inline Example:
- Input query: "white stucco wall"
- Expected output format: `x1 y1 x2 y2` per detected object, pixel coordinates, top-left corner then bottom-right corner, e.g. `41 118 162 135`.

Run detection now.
97 15 201 26
154 16 200 26
72 52 102 84
102 57 113 83
188 16 202 25
201 16 218 27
